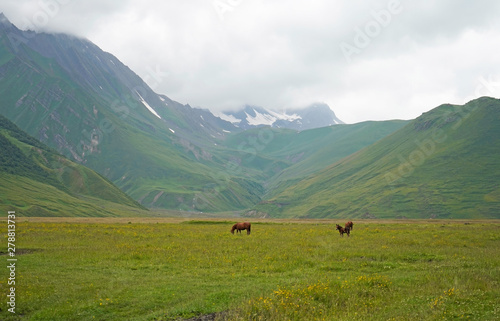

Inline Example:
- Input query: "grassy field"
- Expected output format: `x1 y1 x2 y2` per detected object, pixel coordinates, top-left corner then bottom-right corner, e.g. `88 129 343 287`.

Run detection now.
0 219 499 320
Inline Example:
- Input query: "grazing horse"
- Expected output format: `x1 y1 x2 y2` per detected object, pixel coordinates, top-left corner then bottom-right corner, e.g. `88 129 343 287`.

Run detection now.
336 224 350 237
345 221 354 231
231 222 251 235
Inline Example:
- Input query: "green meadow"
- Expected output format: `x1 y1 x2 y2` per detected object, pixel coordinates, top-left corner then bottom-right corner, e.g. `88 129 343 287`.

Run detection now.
0 219 499 320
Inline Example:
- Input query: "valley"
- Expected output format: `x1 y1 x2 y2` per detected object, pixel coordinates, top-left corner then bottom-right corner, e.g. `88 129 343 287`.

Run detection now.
1 14 499 220
1 4 500 321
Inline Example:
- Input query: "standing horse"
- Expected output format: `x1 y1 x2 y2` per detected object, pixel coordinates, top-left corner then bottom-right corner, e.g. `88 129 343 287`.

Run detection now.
336 224 350 237
345 221 354 231
231 222 251 235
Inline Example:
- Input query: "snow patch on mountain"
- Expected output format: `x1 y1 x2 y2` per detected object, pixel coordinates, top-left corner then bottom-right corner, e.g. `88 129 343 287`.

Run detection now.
216 112 242 124
216 104 342 130
136 91 161 119
246 110 276 126
268 109 301 122
243 108 301 126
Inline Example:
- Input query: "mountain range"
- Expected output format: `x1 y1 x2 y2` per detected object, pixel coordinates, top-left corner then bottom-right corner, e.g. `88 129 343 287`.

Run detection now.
1 13 498 219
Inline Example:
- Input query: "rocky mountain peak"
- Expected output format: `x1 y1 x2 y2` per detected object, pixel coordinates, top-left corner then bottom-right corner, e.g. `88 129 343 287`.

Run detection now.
217 103 344 130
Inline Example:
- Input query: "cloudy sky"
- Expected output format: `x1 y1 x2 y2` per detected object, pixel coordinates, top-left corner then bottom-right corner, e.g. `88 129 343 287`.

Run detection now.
2 0 500 123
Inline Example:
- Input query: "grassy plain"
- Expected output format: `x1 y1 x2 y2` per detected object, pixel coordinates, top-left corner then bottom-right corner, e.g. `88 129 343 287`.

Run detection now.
0 219 499 320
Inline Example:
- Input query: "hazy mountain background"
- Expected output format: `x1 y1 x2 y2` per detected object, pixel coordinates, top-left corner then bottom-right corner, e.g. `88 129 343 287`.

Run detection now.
217 103 344 130
1 14 498 219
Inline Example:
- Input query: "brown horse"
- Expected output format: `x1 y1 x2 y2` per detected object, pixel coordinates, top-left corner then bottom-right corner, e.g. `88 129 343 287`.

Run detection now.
231 222 251 235
345 221 354 231
336 224 350 237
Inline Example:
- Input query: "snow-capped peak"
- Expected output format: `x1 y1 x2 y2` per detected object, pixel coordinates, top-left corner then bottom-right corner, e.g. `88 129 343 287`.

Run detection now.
217 104 342 130
267 109 301 122
245 110 277 126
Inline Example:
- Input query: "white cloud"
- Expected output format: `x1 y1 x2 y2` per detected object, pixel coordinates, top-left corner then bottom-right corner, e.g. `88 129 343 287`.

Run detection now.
2 0 500 123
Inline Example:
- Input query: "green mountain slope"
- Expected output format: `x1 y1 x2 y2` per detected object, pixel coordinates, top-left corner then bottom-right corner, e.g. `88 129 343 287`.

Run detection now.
0 18 264 212
254 97 500 219
0 114 148 216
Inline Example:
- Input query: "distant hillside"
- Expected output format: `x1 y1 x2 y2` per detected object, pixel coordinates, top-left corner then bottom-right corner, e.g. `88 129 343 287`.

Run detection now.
254 97 500 219
0 114 147 217
220 120 408 198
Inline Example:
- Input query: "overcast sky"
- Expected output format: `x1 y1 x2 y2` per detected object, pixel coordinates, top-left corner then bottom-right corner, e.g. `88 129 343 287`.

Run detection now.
2 0 500 123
